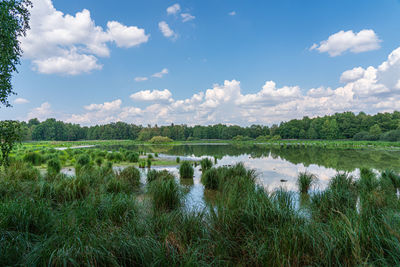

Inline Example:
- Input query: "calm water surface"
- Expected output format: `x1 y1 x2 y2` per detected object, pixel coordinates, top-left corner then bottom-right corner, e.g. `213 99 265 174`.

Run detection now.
98 143 400 209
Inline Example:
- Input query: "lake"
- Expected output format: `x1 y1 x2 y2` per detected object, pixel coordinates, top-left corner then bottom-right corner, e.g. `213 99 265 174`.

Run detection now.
94 143 400 209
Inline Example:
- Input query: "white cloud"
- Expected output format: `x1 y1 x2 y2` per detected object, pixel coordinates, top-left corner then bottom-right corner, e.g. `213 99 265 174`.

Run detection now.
130 89 173 102
33 49 102 75
167 4 181 15
229 11 236 16
14 98 29 104
152 68 169 78
134 76 148 82
21 0 149 75
27 102 52 120
310 29 381 57
181 13 195 22
158 21 177 39
107 21 149 48
340 67 365 83
84 99 122 111
45 45 400 126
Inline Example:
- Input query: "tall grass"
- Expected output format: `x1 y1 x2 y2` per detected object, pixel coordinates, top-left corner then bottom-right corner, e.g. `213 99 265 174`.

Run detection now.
148 177 183 212
1 160 400 266
179 161 194 178
297 171 317 194
200 158 213 172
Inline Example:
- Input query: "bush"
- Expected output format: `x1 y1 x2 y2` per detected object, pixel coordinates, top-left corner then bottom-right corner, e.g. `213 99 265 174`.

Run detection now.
149 136 173 144
76 154 90 167
47 158 61 175
232 135 252 141
125 152 139 163
200 158 213 172
4 161 40 181
353 131 374 141
95 157 103 167
380 129 400 142
179 161 194 178
23 152 42 166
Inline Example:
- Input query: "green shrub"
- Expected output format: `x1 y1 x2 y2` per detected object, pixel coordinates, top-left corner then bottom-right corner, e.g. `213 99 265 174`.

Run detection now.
4 161 40 181
149 136 173 144
23 152 42 166
125 152 139 163
76 154 90 166
95 157 103 167
47 158 61 175
179 161 194 178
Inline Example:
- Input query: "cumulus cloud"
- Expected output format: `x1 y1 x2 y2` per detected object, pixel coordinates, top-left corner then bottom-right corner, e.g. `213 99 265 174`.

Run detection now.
130 89 173 102
55 46 400 126
158 21 177 39
152 68 169 78
21 0 149 75
14 98 29 104
181 13 195 22
107 21 149 48
84 99 122 111
310 29 381 57
167 4 181 15
229 11 236 16
27 102 53 120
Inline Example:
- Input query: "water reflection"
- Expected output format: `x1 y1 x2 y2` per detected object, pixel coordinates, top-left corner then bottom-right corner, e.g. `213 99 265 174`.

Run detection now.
90 144 400 209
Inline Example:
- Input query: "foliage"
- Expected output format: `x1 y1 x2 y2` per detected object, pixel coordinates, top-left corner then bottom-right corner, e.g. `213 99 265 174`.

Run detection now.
179 161 194 178
117 166 141 188
149 136 173 144
0 0 32 106
47 158 61 175
0 120 22 167
0 162 400 265
297 172 317 194
200 157 213 172
23 151 42 166
148 177 183 212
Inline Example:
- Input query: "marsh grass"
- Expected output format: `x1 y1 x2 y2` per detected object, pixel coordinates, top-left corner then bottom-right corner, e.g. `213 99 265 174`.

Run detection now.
148 177 183 212
200 158 213 172
297 172 317 194
1 159 400 266
179 161 194 178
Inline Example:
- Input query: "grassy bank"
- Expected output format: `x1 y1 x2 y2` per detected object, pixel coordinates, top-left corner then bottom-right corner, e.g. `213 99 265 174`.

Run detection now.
1 160 400 265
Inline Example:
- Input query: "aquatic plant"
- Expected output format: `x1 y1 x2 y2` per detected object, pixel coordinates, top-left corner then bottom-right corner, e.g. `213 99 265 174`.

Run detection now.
200 157 213 172
297 171 317 194
148 178 183 212
47 158 61 175
179 161 194 178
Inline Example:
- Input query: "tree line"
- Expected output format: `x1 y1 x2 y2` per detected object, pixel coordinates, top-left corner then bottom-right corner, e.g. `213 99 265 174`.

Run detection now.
12 111 400 142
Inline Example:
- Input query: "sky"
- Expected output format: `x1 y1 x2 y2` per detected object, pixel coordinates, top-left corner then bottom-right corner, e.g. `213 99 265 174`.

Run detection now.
1 0 400 126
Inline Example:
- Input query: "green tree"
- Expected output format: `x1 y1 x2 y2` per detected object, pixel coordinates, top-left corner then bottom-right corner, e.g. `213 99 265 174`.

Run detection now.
0 120 22 167
0 0 32 106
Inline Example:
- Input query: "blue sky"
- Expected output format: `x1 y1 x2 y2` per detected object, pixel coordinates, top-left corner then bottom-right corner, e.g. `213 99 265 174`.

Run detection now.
2 0 400 125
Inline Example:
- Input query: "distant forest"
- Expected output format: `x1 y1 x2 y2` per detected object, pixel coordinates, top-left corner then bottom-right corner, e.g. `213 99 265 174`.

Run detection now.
16 111 400 142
